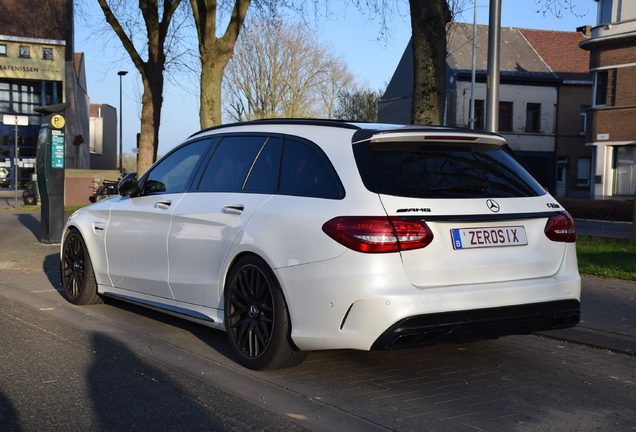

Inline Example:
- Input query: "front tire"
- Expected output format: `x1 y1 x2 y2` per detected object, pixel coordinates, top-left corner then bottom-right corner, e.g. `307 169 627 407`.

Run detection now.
61 229 102 305
224 255 309 370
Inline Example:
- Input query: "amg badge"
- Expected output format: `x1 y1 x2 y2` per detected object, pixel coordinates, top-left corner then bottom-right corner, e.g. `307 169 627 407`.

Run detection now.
397 208 431 213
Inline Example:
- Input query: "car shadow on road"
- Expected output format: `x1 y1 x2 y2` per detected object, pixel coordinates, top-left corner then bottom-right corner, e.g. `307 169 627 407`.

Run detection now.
86 332 248 430
44 253 63 295
0 391 22 432
100 296 238 362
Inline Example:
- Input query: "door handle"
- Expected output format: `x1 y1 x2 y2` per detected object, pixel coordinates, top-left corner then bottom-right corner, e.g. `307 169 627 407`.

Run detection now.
223 204 244 215
154 200 172 211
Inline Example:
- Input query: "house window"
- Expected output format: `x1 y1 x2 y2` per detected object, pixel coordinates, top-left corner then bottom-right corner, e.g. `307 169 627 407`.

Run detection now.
42 48 53 60
576 158 591 187
0 44 6 56
615 146 636 195
598 0 613 25
594 70 608 107
525 103 541 133
498 102 513 132
19 46 30 58
474 99 484 130
579 105 590 135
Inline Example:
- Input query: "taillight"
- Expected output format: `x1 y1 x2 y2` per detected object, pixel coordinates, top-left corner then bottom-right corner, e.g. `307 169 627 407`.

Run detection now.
545 212 576 243
322 216 434 253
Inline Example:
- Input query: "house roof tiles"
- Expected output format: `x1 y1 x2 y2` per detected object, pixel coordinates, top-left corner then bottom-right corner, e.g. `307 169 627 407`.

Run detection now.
382 23 592 101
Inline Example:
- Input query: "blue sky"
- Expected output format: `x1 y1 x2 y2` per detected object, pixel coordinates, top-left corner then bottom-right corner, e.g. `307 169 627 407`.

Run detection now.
75 1 598 157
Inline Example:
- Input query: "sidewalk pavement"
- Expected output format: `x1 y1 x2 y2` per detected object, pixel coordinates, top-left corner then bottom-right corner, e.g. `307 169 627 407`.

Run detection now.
1 191 634 357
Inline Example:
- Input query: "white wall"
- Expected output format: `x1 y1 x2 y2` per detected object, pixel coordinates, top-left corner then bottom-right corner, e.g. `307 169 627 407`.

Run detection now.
454 80 557 152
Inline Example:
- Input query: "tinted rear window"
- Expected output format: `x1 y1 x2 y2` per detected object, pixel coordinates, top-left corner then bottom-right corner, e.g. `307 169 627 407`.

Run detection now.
353 141 546 198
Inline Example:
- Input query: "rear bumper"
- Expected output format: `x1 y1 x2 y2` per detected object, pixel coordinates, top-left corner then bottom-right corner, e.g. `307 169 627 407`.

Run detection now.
371 299 580 350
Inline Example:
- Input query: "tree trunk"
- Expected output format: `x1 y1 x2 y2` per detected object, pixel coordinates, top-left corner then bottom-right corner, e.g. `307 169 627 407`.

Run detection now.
191 0 250 129
199 43 233 129
409 0 451 125
137 67 164 174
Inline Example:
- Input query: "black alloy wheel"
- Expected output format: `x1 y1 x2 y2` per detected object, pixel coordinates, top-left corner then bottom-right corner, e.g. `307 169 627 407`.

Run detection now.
61 229 102 305
224 255 309 370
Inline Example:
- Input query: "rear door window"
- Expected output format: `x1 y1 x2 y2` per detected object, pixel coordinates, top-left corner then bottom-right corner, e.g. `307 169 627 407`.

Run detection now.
353 141 545 198
243 137 282 193
196 135 267 191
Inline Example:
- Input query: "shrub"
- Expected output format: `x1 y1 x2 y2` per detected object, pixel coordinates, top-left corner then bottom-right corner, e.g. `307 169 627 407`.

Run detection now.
557 198 634 222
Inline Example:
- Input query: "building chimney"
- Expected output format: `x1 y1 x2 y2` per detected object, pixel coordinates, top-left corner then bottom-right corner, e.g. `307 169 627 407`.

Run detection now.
577 25 592 37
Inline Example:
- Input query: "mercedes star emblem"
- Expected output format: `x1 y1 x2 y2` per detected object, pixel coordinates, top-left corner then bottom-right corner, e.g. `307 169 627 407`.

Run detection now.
486 199 500 213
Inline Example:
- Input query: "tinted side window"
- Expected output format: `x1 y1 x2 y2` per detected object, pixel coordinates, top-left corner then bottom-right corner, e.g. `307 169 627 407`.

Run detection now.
142 139 211 195
279 139 344 199
197 136 267 191
244 137 282 192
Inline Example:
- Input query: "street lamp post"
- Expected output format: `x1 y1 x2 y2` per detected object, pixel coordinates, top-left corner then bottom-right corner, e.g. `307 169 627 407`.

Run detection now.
117 71 128 173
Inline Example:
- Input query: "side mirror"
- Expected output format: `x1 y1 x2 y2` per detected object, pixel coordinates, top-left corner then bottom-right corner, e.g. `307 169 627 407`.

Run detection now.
118 172 140 197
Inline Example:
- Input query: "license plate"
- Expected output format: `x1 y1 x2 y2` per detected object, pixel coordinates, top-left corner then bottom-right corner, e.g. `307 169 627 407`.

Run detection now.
451 226 528 249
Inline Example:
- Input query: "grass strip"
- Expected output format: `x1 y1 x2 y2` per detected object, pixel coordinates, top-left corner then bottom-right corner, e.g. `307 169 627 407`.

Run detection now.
577 235 636 281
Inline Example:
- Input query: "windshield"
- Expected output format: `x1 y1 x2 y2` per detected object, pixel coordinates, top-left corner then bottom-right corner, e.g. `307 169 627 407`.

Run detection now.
353 141 546 199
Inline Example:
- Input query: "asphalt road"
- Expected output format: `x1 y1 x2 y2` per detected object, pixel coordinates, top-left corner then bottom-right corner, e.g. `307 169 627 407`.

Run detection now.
0 293 308 432
575 219 633 238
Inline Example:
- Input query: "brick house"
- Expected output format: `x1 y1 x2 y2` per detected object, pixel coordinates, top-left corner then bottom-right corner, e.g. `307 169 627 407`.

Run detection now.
0 0 118 203
0 0 91 187
580 0 636 198
378 23 593 196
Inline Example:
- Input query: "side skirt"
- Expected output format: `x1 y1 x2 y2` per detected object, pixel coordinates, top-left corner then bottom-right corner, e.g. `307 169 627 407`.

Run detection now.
99 286 226 331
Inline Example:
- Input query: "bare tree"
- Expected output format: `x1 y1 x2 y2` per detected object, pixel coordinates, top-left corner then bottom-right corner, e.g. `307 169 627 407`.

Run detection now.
333 88 383 122
96 0 188 174
222 19 355 121
534 0 589 18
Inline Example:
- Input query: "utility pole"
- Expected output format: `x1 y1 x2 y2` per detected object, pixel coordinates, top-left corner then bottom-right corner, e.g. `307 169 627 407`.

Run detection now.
486 0 502 132
118 71 129 173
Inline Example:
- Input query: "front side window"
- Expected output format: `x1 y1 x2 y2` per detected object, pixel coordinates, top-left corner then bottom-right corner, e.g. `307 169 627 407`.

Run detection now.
353 141 546 199
19 46 30 58
42 48 53 60
142 139 211 195
0 44 6 56
525 103 541 133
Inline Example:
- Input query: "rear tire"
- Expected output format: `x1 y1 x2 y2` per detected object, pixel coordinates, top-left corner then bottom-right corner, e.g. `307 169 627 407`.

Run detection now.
61 229 102 305
224 255 309 370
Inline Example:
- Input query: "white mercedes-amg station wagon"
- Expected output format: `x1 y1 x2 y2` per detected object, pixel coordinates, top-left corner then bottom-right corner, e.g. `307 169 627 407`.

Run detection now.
61 120 581 370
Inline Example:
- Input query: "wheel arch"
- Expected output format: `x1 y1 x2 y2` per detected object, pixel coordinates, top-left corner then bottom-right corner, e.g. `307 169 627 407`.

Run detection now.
62 221 110 287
